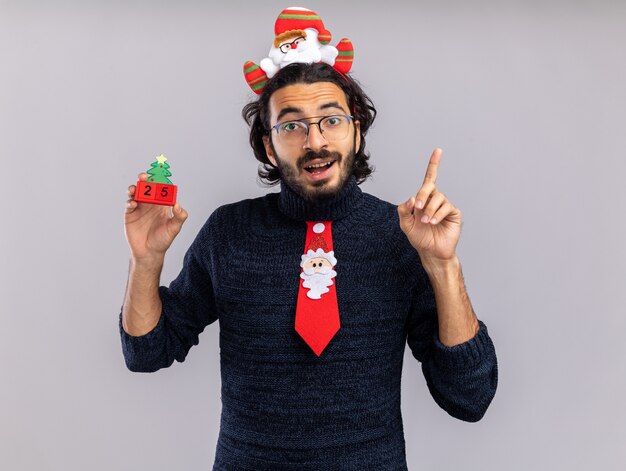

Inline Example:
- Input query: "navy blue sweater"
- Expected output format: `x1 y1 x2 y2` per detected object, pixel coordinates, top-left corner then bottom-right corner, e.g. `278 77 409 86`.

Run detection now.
119 176 498 470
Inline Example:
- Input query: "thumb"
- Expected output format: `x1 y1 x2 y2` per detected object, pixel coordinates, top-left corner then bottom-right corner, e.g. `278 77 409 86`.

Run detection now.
168 203 188 234
397 196 415 221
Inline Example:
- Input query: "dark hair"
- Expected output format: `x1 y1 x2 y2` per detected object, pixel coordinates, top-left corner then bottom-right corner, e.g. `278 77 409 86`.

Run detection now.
242 62 377 186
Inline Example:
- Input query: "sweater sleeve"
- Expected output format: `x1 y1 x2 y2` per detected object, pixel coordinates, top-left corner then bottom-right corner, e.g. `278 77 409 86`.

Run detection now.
405 268 498 422
118 219 219 373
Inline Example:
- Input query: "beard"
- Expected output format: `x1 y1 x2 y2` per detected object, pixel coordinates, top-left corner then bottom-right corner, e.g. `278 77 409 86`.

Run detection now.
300 267 337 300
270 134 357 202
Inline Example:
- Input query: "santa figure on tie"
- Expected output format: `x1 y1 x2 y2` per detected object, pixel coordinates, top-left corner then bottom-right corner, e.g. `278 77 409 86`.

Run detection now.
300 223 337 300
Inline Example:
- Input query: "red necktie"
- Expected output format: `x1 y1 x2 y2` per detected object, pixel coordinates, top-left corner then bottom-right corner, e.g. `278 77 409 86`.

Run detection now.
295 221 340 356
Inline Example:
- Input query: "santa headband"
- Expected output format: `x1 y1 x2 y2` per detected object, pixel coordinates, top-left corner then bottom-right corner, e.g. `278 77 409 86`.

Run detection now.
243 6 355 95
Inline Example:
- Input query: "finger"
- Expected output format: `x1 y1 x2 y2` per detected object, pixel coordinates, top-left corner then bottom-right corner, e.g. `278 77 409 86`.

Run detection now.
172 202 189 221
414 181 436 210
174 203 188 222
398 196 416 221
125 199 138 213
167 203 188 233
422 148 442 185
136 172 149 181
429 202 454 225
127 184 136 197
420 191 446 223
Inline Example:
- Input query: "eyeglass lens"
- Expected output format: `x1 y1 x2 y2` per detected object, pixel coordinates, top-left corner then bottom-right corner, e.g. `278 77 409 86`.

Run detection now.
275 116 351 143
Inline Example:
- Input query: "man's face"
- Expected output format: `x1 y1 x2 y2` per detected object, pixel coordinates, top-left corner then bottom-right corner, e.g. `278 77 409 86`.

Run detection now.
262 82 361 202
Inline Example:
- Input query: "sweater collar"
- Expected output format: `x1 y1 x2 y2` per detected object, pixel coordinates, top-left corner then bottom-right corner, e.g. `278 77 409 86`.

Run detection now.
278 175 363 222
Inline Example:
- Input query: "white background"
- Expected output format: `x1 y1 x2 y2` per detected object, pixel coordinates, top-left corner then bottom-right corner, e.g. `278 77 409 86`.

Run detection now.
1 1 625 469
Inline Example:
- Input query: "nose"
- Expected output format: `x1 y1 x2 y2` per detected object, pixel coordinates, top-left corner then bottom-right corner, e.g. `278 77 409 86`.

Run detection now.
291 43 298 50
303 123 328 152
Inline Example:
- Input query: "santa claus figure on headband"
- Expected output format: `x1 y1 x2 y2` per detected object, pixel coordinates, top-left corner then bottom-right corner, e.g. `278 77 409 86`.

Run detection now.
243 6 354 94
261 25 338 79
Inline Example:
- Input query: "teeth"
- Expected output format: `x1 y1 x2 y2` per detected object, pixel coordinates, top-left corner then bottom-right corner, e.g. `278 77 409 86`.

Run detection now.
306 161 333 169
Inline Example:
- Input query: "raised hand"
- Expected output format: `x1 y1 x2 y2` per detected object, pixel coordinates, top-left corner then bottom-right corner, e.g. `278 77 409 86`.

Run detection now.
397 148 462 264
125 172 188 263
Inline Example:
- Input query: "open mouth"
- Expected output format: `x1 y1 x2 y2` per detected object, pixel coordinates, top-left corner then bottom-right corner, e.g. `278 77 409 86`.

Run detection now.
303 160 336 174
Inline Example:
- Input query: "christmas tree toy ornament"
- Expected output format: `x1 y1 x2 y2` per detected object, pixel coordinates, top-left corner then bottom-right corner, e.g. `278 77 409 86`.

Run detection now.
243 6 354 95
134 154 178 206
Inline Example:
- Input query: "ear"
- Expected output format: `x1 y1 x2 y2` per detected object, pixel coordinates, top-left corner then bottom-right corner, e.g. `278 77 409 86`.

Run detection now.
262 134 278 167
354 119 362 153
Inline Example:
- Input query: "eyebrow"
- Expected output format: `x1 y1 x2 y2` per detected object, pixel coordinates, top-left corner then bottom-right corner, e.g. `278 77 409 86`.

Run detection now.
275 101 348 123
276 106 302 123
320 102 347 114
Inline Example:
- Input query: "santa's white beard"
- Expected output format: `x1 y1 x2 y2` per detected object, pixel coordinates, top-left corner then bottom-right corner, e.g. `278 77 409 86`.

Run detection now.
300 267 337 300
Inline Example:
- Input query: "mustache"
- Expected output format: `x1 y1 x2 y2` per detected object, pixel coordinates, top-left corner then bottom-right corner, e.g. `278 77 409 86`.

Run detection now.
302 265 333 276
298 149 342 168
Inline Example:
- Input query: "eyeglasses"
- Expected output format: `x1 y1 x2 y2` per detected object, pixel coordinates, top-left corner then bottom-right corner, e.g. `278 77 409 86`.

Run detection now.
270 114 354 144
279 36 305 53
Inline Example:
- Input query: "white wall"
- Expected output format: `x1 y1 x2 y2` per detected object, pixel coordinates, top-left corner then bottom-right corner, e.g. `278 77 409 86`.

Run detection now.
1 1 624 469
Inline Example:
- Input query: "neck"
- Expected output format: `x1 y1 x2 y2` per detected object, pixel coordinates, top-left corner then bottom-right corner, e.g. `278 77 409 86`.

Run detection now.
278 175 363 221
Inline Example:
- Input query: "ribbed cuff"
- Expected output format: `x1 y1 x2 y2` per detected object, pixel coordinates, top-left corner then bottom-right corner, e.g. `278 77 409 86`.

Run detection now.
119 310 167 372
431 320 494 370
118 310 164 339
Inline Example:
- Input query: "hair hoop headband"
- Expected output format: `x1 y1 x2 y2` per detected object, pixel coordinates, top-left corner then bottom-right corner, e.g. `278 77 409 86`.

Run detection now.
243 6 355 95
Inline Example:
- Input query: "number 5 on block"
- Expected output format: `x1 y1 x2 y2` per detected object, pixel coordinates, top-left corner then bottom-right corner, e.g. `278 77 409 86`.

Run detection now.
134 154 178 207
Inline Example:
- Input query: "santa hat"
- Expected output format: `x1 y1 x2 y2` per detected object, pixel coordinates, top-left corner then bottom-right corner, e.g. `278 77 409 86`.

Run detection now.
300 223 337 266
274 7 332 45
308 232 329 253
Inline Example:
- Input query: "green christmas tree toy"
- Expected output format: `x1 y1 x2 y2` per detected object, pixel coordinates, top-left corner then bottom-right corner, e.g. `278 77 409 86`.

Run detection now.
134 154 178 206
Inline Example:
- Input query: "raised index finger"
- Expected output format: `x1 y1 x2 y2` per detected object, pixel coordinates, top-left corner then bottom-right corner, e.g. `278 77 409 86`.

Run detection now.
422 148 442 184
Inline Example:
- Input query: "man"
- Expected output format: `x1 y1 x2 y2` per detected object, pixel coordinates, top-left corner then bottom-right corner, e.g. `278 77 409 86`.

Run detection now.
120 61 497 469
